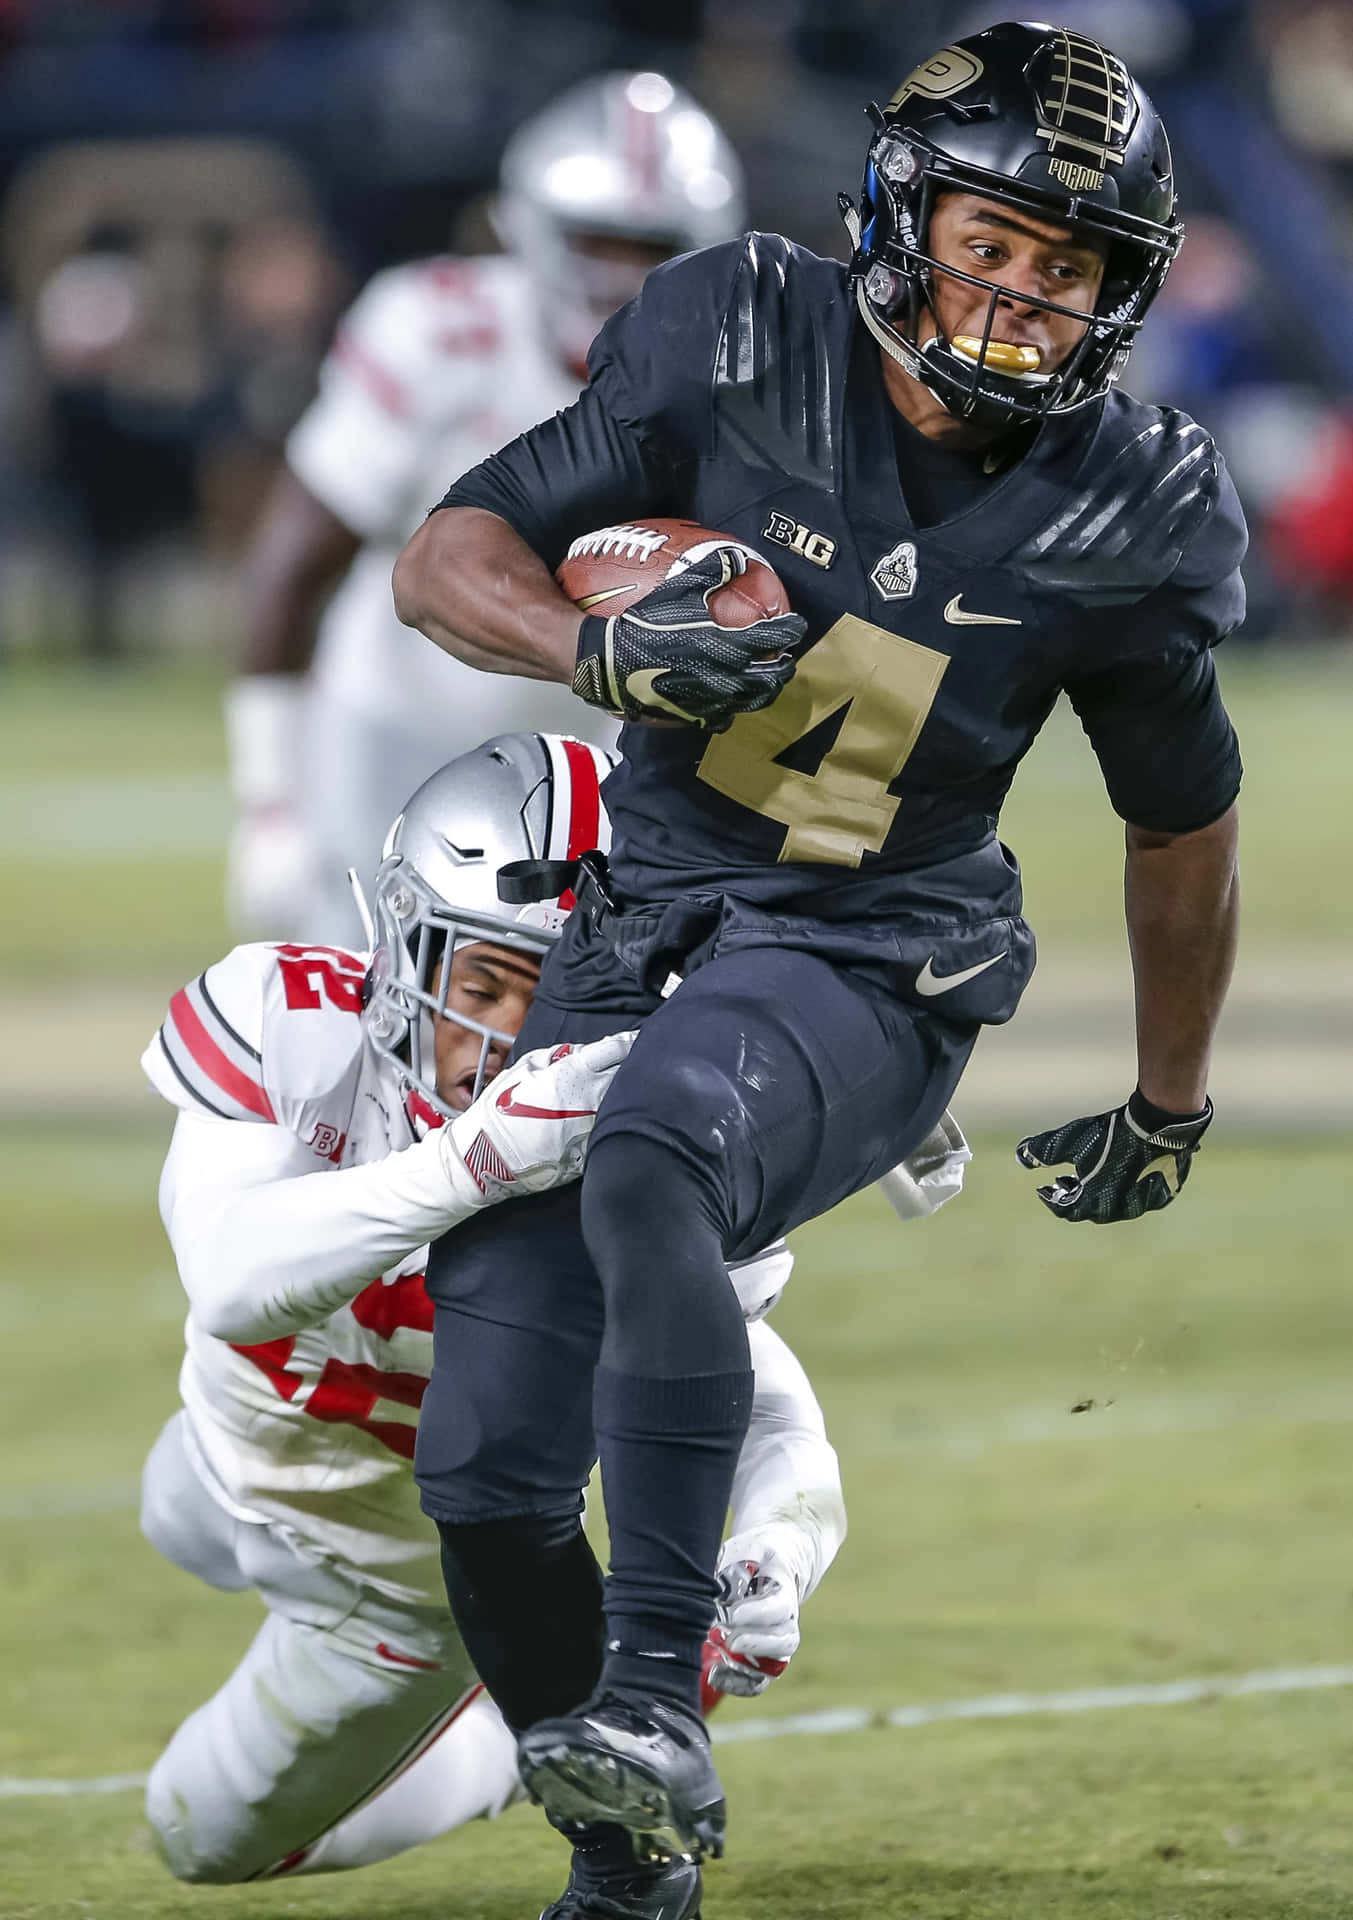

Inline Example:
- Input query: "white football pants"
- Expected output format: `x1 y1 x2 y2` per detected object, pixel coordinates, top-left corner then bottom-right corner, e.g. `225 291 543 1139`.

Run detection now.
140 1413 520 1881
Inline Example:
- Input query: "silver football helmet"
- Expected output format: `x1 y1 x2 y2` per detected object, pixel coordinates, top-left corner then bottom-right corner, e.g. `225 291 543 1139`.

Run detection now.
364 732 617 1127
495 70 745 370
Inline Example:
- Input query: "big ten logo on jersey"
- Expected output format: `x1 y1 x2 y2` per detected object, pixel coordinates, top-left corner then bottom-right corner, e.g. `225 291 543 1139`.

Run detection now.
275 945 366 1015
762 511 837 571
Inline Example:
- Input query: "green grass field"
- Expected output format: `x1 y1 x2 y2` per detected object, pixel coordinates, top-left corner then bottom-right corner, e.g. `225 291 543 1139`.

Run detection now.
4 1127 1353 1918
2 653 1352 1917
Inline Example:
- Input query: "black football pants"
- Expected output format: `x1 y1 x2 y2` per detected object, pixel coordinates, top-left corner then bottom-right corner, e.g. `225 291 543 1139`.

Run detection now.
415 943 973 1722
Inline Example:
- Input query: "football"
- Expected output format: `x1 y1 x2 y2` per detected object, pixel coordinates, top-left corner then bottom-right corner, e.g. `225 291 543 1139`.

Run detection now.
555 519 789 628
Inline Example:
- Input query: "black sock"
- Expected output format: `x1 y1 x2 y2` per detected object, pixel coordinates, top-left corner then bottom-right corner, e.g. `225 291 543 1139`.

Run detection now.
593 1364 754 1715
437 1510 603 1732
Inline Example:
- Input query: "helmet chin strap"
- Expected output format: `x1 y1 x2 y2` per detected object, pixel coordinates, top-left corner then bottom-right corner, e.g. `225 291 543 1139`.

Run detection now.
842 192 944 396
854 280 953 411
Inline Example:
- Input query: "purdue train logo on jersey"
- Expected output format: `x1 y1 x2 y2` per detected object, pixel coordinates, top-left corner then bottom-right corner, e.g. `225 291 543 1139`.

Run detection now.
871 539 919 601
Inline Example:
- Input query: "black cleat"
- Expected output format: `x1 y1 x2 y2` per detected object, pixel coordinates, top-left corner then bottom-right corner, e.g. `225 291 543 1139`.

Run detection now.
538 1849 701 1918
520 1689 726 1865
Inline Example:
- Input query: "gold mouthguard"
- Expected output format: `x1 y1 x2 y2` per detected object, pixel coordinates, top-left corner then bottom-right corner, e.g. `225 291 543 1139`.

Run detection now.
951 335 1042 374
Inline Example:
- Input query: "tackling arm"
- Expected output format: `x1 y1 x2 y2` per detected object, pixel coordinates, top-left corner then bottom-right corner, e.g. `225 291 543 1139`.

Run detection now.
726 1317 846 1602
160 1034 635 1345
705 1317 845 1700
160 1112 490 1344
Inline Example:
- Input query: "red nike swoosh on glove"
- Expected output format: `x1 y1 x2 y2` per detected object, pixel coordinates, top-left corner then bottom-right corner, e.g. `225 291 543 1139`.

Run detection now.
704 1624 789 1678
494 1086 595 1121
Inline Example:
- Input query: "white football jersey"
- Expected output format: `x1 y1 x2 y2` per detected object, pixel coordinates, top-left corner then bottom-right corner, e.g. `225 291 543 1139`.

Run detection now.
141 945 798 1608
288 253 587 732
143 941 447 1603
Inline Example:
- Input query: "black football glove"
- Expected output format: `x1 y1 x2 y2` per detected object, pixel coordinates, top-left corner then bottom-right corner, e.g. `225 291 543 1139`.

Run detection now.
572 544 808 730
1016 1089 1213 1225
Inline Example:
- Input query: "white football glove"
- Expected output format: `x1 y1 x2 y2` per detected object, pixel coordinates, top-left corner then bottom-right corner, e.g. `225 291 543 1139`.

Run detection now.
226 806 321 938
442 1032 636 1206
704 1541 801 1699
876 1107 971 1222
224 675 319 938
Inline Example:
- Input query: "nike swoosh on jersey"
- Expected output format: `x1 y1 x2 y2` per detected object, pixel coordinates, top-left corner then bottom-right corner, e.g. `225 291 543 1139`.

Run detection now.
914 950 1009 996
943 595 1022 626
574 584 641 610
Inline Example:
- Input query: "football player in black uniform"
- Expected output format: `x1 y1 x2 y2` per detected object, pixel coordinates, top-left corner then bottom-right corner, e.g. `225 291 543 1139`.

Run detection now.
394 24 1243 1917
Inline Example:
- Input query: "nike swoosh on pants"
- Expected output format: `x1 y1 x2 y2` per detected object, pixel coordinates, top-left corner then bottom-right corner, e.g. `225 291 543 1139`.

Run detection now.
914 950 1008 996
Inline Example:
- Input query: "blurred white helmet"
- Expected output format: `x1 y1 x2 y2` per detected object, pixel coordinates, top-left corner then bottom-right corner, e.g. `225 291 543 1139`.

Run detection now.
495 69 746 369
365 731 617 1128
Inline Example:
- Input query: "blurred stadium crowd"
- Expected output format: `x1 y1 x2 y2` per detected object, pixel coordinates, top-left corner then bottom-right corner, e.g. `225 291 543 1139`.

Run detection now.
2 0 1353 660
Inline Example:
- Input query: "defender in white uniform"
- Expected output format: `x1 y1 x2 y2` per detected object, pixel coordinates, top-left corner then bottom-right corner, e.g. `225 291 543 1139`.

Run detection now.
227 70 745 940
142 735 867 1885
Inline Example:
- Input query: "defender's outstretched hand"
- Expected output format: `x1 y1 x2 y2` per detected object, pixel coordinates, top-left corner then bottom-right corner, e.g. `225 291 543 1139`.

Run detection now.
572 544 808 730
1016 1090 1213 1224
445 1031 636 1204
703 1546 801 1700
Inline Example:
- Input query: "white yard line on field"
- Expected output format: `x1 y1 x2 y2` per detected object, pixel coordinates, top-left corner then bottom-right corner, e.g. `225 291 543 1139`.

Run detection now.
8 1662 1353 1796
717 1663 1353 1743
0 1773 151 1799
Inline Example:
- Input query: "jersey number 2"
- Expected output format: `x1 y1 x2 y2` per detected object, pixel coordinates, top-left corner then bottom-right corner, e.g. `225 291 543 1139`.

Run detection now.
696 614 948 866
276 945 366 1015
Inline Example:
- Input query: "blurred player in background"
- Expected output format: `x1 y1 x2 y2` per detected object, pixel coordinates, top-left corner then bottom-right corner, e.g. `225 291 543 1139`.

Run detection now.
139 733 854 1883
227 70 745 941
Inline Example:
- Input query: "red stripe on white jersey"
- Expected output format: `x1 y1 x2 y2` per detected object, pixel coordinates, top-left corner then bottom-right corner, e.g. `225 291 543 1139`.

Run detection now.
333 332 414 419
231 1337 302 1399
304 1360 427 1460
168 988 276 1122
349 1270 435 1341
375 1640 442 1671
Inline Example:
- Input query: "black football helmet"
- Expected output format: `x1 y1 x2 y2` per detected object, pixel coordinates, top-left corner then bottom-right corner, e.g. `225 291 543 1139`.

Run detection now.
841 21 1183 429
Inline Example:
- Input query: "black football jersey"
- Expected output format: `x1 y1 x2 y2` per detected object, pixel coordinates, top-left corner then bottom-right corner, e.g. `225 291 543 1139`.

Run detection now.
440 235 1245 927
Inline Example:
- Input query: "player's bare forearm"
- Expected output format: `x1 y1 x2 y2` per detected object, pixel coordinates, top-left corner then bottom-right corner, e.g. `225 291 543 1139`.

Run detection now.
242 469 361 675
392 506 579 683
1124 802 1239 1112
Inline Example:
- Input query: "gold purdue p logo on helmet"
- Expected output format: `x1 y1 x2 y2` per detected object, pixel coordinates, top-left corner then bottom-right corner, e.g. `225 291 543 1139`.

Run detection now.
888 46 984 112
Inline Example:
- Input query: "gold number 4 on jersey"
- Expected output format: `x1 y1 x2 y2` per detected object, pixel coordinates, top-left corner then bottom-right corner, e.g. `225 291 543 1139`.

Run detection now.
697 613 949 867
